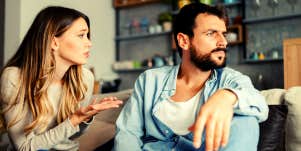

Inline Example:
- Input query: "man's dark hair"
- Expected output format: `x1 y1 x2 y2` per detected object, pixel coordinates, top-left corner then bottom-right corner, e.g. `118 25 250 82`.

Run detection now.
172 3 228 57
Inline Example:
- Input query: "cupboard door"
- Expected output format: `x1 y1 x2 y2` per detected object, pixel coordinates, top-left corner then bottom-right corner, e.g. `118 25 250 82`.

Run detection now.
283 38 301 89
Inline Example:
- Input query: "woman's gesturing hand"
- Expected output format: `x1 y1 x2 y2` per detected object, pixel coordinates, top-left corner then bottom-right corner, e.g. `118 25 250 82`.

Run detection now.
69 97 123 126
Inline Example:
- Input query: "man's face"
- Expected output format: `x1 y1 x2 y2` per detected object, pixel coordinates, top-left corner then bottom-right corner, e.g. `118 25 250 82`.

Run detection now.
190 45 226 71
189 13 228 71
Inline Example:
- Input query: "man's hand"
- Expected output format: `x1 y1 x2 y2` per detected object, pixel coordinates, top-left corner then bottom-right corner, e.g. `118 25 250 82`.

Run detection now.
70 97 123 126
189 89 237 151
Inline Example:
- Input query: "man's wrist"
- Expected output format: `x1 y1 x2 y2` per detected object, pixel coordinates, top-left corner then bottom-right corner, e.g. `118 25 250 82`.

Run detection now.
221 89 238 106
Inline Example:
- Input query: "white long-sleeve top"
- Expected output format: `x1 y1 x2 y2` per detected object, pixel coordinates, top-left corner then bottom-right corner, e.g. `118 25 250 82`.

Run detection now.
0 67 94 151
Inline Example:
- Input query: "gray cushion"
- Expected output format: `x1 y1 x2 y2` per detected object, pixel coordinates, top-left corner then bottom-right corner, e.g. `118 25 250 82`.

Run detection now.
261 89 286 105
94 89 132 124
284 87 301 151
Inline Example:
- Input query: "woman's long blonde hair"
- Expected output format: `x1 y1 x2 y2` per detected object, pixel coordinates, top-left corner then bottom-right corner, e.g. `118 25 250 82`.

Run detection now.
0 6 90 134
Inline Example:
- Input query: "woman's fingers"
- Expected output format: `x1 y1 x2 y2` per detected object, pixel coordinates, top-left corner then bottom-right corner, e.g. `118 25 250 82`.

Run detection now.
72 97 123 125
91 99 123 111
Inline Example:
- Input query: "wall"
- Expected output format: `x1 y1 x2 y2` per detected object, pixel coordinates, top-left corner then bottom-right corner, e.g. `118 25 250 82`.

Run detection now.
0 0 4 68
4 0 116 80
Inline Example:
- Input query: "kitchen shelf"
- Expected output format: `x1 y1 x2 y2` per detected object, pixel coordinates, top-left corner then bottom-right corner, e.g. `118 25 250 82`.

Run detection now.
243 58 283 63
115 31 172 41
113 0 160 8
113 67 154 72
171 1 242 15
217 1 242 7
243 13 301 24
227 24 243 45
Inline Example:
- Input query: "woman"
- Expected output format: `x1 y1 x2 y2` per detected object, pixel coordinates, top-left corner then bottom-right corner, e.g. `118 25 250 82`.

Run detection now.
0 6 122 151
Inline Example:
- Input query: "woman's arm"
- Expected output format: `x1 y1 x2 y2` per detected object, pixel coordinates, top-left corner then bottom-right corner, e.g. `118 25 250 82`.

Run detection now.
0 67 122 150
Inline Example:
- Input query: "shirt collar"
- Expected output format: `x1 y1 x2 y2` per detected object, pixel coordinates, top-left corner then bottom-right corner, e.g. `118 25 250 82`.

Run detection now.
162 65 221 91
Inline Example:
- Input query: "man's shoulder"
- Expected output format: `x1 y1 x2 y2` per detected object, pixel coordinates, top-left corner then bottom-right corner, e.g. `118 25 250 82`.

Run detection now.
143 66 175 76
219 67 243 75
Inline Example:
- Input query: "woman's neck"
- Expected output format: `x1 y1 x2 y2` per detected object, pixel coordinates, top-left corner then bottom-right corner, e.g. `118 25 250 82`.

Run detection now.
54 61 71 84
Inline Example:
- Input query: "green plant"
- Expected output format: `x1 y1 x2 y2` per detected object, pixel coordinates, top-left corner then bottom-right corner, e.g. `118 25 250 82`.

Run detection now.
158 12 172 25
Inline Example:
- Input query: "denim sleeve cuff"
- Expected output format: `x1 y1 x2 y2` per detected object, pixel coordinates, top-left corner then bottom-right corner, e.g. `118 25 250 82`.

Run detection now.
222 87 244 109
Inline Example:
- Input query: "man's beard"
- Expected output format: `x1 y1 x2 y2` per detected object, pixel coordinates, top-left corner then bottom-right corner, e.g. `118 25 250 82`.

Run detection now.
190 46 227 71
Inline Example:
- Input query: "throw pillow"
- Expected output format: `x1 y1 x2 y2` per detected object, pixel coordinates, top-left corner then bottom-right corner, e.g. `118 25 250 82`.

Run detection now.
261 89 286 105
284 87 301 151
258 105 288 151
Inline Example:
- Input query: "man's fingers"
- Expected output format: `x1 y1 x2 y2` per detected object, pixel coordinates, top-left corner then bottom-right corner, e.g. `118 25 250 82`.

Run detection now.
221 117 231 147
213 121 223 151
193 114 207 149
205 119 216 151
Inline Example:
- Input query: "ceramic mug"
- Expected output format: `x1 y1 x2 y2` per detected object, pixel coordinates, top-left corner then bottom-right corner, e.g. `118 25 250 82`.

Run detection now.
226 32 238 42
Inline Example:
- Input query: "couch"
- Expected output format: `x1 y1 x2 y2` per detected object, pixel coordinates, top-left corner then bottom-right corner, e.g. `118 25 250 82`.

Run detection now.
77 87 301 151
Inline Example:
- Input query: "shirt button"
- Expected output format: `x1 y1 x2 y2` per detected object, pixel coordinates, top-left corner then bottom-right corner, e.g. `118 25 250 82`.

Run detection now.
165 130 169 134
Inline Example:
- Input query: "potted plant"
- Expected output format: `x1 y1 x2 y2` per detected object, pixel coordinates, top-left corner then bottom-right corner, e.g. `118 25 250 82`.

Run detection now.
158 12 172 32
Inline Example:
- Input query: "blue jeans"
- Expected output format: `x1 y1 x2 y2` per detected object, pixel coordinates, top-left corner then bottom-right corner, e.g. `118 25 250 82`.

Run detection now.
142 116 259 151
215 116 259 151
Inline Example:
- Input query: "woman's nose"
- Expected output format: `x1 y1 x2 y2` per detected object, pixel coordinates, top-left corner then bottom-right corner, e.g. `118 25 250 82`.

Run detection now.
86 39 92 48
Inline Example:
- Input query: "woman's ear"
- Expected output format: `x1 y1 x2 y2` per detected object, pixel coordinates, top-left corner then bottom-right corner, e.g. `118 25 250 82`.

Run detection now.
51 37 59 51
177 33 190 51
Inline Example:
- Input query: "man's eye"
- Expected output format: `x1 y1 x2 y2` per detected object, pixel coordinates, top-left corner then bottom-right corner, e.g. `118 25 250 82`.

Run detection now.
206 31 214 36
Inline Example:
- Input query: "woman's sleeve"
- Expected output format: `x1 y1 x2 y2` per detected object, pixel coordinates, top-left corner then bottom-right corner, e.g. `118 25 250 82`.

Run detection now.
0 67 81 150
71 68 95 138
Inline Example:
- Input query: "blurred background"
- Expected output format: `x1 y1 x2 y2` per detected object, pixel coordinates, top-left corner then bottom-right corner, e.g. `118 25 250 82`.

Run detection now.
1 0 301 93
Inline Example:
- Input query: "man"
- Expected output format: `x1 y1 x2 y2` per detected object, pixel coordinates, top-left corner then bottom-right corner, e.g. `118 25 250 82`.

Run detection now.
114 3 268 151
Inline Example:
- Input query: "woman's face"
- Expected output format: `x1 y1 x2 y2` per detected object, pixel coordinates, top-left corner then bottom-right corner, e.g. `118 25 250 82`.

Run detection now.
52 17 92 67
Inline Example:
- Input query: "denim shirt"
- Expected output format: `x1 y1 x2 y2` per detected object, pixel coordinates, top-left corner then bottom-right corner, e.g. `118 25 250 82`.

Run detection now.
114 65 268 151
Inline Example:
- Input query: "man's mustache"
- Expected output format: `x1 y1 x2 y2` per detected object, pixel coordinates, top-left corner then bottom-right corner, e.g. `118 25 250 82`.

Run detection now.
211 48 227 53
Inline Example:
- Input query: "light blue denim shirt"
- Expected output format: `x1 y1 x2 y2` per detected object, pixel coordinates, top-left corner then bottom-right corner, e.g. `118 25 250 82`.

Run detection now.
114 65 268 151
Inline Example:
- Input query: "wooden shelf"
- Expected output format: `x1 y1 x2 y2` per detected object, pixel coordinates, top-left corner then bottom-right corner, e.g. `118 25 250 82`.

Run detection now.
243 58 283 63
226 24 243 45
217 1 242 7
243 13 301 24
115 31 172 41
113 0 161 8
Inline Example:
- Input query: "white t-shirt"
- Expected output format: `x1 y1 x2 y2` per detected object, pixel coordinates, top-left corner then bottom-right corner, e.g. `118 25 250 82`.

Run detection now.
155 91 202 135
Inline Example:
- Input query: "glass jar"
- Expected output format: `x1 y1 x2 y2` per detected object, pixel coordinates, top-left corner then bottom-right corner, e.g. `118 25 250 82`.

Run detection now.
178 0 191 9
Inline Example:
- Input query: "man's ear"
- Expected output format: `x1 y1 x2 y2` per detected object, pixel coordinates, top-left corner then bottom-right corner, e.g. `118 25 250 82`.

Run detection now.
51 37 59 51
177 33 190 51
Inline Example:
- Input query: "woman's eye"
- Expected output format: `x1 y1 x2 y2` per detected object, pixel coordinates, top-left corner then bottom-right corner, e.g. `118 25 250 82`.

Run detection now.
78 34 84 38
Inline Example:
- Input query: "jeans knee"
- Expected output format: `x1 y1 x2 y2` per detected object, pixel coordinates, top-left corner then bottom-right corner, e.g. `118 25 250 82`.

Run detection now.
231 116 259 138
221 116 259 151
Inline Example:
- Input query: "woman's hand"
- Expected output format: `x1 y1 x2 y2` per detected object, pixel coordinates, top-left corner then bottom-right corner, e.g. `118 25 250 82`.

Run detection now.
69 97 123 126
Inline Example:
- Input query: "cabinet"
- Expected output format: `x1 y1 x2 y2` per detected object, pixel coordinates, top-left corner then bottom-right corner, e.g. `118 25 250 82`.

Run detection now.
283 38 301 89
113 0 174 90
113 0 247 90
243 0 301 63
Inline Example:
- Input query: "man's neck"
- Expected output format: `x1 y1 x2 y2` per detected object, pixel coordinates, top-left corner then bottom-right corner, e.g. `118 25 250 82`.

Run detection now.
178 62 212 86
171 63 211 102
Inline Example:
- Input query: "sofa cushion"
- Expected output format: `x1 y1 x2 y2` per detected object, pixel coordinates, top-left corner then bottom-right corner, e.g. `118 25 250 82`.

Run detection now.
261 89 286 105
93 89 132 124
284 87 301 151
258 105 288 151
258 89 288 151
79 89 132 151
79 120 115 151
